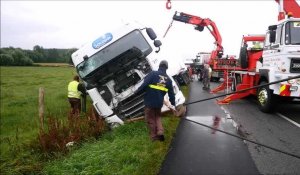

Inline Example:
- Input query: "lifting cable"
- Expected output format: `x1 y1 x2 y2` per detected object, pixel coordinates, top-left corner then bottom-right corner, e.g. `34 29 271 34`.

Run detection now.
181 75 300 159
163 19 174 38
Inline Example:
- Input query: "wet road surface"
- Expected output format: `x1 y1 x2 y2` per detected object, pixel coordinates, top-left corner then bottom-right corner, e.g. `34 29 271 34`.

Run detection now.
221 94 300 174
159 81 259 175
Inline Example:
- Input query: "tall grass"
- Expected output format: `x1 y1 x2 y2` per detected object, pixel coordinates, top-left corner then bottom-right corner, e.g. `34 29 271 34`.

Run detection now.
43 115 180 175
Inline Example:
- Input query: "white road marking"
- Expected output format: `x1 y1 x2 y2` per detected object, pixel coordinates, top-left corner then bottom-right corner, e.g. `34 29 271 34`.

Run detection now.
276 112 300 128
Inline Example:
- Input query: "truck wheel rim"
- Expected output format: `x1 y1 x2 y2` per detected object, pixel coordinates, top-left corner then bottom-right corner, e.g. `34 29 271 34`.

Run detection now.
258 88 268 105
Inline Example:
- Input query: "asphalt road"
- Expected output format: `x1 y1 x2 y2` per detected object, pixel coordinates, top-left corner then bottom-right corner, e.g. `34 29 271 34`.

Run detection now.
210 81 300 174
160 80 259 175
277 101 300 124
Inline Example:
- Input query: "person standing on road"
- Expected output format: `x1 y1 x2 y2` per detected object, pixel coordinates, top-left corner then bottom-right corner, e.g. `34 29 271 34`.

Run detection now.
188 66 193 82
67 75 82 117
202 64 210 90
208 65 212 88
135 60 177 142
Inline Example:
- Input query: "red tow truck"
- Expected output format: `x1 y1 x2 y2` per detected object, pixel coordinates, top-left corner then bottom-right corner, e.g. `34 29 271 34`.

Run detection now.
214 0 300 112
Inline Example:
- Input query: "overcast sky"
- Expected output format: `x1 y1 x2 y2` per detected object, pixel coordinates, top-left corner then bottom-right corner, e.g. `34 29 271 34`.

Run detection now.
1 1 282 67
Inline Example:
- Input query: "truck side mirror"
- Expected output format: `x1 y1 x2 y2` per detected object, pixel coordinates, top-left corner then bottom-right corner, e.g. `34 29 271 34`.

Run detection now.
154 40 162 47
154 40 162 53
146 28 157 40
268 25 277 30
269 30 276 43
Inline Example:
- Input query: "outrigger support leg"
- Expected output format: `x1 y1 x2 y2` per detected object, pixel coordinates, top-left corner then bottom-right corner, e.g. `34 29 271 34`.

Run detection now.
210 70 232 94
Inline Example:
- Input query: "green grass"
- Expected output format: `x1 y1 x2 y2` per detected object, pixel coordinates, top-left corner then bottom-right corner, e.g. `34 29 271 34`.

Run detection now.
0 66 76 174
0 66 189 174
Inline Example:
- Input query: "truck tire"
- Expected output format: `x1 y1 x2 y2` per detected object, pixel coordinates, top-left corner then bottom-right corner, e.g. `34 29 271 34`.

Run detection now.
239 46 248 69
257 81 275 113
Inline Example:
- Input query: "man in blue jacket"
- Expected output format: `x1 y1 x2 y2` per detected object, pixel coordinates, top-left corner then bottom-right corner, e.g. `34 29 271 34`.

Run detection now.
135 60 177 141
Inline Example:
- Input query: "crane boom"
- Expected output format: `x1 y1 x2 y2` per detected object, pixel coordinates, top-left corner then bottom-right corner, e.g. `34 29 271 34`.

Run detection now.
275 0 300 20
172 11 224 65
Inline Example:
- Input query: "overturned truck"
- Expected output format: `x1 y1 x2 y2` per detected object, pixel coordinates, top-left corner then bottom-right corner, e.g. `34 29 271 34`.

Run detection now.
71 23 186 127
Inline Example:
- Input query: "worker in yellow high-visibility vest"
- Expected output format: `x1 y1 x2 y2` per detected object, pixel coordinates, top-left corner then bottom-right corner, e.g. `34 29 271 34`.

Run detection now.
252 41 262 50
68 75 82 117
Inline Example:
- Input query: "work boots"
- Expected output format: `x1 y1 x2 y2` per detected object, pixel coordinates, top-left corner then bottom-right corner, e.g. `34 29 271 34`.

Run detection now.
152 135 165 142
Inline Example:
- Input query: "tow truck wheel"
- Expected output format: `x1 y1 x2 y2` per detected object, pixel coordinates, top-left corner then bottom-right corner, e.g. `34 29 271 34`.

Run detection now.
240 46 248 69
257 81 274 113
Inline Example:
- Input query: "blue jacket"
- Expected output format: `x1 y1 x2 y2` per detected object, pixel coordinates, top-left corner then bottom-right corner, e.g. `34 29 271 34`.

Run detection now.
136 67 176 108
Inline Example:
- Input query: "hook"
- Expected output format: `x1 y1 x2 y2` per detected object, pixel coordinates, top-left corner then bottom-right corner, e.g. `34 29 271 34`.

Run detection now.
166 0 171 10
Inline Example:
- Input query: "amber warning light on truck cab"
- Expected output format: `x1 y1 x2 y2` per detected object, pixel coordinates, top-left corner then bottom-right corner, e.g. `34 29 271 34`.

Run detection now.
92 33 113 49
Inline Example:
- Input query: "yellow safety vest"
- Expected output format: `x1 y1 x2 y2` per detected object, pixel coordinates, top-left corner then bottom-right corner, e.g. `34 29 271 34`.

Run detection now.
68 81 81 99
149 84 168 92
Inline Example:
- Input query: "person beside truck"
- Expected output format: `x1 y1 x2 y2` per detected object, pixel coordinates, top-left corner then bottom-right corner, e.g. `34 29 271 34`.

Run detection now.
202 63 211 90
67 75 85 117
135 60 178 142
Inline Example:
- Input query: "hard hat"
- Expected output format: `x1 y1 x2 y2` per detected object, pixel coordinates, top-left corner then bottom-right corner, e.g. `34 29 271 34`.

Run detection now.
159 60 168 69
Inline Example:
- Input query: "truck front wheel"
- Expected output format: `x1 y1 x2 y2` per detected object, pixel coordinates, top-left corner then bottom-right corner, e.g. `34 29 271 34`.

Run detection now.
257 81 275 113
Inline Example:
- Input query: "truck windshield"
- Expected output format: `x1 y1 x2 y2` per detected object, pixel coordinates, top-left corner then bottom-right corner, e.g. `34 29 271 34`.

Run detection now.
77 30 152 78
285 21 300 45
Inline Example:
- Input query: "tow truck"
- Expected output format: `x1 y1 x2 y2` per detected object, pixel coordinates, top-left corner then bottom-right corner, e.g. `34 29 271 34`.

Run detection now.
71 22 186 127
215 0 300 112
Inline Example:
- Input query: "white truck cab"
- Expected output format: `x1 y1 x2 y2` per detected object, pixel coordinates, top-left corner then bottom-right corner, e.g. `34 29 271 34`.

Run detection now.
256 18 300 111
71 23 185 127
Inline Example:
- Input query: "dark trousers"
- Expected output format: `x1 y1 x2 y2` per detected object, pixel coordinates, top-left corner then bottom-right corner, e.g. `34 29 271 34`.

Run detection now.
68 98 81 117
144 107 164 140
203 76 210 89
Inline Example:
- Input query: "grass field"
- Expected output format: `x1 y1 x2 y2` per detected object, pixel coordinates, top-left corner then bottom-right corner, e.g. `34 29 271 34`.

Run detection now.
0 66 188 174
0 66 76 174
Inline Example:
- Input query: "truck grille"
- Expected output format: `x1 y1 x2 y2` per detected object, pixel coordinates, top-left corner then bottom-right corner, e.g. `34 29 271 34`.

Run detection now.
290 58 300 73
115 92 145 120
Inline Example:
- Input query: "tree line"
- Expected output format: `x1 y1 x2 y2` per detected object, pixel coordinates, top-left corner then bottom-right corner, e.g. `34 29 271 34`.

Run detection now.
0 45 77 66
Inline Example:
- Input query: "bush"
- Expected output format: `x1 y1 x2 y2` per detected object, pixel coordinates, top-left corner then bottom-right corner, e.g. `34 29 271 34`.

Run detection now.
0 54 14 66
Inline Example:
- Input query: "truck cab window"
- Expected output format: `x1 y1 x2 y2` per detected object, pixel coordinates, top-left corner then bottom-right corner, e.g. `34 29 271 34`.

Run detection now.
285 21 300 45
